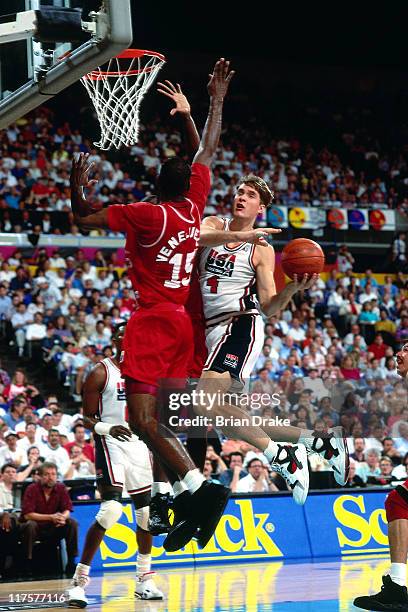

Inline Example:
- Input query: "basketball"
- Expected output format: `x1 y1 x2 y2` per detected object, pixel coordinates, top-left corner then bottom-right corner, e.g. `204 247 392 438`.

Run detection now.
281 238 325 280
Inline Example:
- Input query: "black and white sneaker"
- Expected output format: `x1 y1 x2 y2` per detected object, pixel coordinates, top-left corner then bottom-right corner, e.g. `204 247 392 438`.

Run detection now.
309 427 349 486
148 493 172 536
270 443 309 505
354 574 408 611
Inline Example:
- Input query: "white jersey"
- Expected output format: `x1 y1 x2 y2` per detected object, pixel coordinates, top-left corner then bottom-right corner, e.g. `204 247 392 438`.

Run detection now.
98 358 128 427
198 218 260 327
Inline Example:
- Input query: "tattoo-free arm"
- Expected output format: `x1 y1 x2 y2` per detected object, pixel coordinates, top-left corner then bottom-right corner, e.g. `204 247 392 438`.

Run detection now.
194 58 234 167
70 153 109 229
157 80 200 160
199 216 282 247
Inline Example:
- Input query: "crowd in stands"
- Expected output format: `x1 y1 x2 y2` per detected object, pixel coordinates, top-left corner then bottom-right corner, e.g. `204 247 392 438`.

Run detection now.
0 241 406 501
1 103 408 237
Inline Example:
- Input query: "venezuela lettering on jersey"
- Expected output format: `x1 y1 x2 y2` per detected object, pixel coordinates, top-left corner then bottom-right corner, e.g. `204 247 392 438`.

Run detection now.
205 249 236 277
156 227 200 262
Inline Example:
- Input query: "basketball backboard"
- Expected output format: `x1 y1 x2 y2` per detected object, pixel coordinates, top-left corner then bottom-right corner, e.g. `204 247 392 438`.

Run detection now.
0 0 133 129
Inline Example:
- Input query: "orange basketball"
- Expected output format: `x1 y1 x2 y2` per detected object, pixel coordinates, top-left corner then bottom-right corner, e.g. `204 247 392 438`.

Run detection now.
281 238 325 280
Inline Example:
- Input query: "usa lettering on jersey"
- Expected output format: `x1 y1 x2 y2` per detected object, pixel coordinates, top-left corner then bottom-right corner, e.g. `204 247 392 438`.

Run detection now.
205 250 236 277
116 381 126 402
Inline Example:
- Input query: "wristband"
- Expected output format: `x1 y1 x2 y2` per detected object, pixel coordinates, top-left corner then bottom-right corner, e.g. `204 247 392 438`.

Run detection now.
94 422 112 436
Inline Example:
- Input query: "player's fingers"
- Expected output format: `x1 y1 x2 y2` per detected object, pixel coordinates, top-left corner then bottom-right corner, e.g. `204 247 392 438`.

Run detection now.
226 70 235 83
157 88 174 100
170 108 177 116
164 79 177 91
263 228 282 234
176 83 182 92
157 82 174 94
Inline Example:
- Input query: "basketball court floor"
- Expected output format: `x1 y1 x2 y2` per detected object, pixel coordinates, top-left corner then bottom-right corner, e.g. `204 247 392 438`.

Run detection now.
0 557 391 611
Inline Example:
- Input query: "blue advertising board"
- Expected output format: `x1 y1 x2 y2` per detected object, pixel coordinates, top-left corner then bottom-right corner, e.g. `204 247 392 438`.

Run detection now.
72 489 391 571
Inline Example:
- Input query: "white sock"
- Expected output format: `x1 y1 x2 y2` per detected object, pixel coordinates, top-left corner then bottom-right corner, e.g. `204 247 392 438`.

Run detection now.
263 440 279 463
172 480 188 497
298 429 319 452
151 481 172 497
74 562 90 578
181 469 205 494
136 552 151 578
390 562 407 587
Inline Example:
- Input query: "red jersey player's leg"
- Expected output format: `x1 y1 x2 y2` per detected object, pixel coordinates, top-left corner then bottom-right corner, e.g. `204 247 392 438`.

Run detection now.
122 304 230 552
354 482 408 610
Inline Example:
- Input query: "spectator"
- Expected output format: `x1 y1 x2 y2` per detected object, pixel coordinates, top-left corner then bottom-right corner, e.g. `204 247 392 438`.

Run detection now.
64 445 95 479
219 452 247 488
381 437 402 466
355 449 381 483
344 460 366 488
63 424 94 462
392 232 407 272
202 459 221 484
42 429 70 478
235 458 279 493
350 437 366 462
367 333 390 361
337 245 355 273
0 463 20 576
0 431 27 468
19 462 78 576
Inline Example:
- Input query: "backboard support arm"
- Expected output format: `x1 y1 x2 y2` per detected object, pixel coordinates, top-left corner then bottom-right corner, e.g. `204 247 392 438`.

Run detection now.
0 0 132 130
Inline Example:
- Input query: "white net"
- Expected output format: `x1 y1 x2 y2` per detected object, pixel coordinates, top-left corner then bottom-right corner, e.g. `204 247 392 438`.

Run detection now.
81 50 165 151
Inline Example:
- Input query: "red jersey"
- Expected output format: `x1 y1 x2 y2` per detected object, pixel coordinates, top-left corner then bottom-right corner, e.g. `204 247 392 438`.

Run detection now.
107 163 210 308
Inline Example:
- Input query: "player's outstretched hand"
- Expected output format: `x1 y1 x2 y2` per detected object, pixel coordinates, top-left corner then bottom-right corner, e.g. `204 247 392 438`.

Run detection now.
207 58 235 99
290 273 319 293
240 227 282 247
157 80 191 116
109 425 133 441
71 152 98 190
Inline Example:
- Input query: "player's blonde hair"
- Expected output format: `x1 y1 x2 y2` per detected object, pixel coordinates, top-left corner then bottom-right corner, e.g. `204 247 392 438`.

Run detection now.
238 174 274 207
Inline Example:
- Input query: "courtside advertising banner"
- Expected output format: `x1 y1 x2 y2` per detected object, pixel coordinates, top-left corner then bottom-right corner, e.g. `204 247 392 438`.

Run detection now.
73 489 390 571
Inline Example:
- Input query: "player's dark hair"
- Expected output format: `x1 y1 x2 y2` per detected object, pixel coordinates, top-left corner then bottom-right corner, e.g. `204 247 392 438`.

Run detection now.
238 174 274 207
113 322 126 337
158 157 191 200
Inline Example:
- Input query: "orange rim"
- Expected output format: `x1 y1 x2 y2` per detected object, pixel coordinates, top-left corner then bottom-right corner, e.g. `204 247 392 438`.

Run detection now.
82 48 165 80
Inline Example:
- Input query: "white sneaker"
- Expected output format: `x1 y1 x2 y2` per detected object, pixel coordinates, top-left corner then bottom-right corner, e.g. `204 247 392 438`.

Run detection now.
135 572 164 600
270 443 309 505
309 427 349 486
67 575 89 608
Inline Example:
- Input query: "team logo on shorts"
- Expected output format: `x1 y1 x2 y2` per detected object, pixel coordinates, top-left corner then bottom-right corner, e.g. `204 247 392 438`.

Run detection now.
120 350 125 363
224 353 239 368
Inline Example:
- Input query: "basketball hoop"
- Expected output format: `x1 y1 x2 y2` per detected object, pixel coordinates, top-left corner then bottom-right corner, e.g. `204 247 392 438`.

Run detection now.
81 49 165 150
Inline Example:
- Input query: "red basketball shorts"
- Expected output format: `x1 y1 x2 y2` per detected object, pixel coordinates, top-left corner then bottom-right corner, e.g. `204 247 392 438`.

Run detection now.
188 314 208 379
120 303 194 387
385 483 408 522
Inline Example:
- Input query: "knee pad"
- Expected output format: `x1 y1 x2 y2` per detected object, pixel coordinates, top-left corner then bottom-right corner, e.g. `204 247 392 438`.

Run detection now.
95 500 123 530
385 487 408 523
135 506 150 531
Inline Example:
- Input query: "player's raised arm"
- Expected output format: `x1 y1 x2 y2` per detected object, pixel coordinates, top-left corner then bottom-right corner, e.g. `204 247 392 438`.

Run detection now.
70 153 109 229
193 58 234 167
255 247 318 317
157 80 200 160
